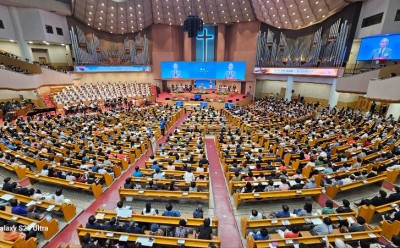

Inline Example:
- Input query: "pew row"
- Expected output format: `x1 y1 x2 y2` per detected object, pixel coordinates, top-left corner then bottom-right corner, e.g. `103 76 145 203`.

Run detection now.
77 225 221 247
0 189 76 222
119 188 210 207
246 226 381 248
233 188 322 209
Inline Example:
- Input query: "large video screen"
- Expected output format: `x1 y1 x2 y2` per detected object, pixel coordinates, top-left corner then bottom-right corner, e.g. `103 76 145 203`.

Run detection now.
357 34 400 61
161 61 246 80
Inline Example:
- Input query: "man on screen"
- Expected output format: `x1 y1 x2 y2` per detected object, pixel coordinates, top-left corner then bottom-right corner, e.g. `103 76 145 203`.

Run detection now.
371 38 392 60
169 63 182 78
224 63 237 79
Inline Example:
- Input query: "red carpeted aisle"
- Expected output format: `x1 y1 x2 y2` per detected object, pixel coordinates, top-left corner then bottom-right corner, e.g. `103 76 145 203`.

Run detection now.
206 138 243 248
44 111 189 248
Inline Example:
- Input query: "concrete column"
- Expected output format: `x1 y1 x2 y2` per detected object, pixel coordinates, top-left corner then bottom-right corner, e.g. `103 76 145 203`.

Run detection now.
328 78 340 109
386 103 400 120
216 24 225 61
183 33 193 61
8 6 33 62
285 76 294 101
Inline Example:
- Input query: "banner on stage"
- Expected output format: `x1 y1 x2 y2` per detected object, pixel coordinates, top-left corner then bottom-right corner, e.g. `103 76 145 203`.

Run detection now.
253 67 338 77
75 65 151 73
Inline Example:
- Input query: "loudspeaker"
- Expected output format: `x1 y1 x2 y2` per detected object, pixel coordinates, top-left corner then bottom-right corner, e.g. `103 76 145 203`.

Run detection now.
228 100 233 103
243 96 246 99
166 98 170 100
236 99 239 101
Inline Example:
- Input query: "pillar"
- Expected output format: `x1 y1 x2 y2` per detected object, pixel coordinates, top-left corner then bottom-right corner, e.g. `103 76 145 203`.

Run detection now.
8 6 33 62
328 78 340 109
216 24 225 61
386 104 400 120
183 33 193 61
285 76 294 101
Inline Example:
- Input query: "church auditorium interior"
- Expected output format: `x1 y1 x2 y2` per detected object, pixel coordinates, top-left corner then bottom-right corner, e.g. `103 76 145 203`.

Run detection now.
1 0 400 247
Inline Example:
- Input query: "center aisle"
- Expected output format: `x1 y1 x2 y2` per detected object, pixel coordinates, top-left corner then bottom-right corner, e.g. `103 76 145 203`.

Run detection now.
44 110 190 248
205 138 243 248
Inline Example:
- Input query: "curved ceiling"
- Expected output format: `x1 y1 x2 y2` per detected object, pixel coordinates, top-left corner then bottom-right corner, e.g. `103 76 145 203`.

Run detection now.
72 0 364 34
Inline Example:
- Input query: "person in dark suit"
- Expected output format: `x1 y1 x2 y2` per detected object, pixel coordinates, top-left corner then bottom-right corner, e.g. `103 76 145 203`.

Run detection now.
104 217 121 231
371 38 392 60
85 215 104 230
356 190 388 206
224 63 236 79
388 186 400 202
290 178 304 190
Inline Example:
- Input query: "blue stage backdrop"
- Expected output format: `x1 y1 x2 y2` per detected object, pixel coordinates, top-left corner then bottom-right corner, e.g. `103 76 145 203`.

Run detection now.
357 33 400 61
196 26 215 62
161 61 246 80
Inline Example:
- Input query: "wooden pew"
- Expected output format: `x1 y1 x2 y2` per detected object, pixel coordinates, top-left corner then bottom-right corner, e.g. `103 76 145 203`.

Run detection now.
240 212 356 237
358 200 400 223
140 168 209 179
130 177 209 191
246 226 382 248
380 220 400 240
0 210 58 239
233 188 322 209
119 188 210 207
0 234 37 248
94 209 218 233
25 172 103 198
77 225 221 247
0 189 76 222
325 174 387 199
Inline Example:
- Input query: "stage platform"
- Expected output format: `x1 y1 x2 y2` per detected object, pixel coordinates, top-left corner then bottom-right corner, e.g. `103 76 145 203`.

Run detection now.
157 91 246 102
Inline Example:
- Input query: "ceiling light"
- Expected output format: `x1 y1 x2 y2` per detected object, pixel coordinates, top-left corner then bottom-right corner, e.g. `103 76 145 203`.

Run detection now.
61 43 65 46
306 15 309 18
100 10 103 13
290 5 293 7
98 28 100 30
101 3 104 6
316 1 319 4
28 41 33 44
323 15 326 17
9 39 15 42
111 20 113 22
130 7 132 9
88 18 91 21
120 7 123 10
111 6 114 9
43 41 47 43
99 23 102 25
100 17 103 19
292 13 295 15
89 11 92 14
304 8 306 11
319 9 322 11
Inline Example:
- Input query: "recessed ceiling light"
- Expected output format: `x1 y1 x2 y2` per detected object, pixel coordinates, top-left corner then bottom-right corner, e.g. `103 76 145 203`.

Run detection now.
306 15 310 18
323 15 326 17
101 3 104 6
304 8 306 11
316 1 319 4
319 9 322 11
28 41 33 44
111 6 114 9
